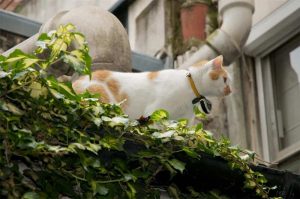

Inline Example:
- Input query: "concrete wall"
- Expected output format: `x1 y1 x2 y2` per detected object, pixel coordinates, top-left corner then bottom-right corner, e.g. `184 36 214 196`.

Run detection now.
252 0 288 25
128 0 166 57
16 0 118 22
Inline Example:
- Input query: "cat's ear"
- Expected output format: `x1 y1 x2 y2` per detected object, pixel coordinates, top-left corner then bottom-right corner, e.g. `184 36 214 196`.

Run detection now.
212 55 223 70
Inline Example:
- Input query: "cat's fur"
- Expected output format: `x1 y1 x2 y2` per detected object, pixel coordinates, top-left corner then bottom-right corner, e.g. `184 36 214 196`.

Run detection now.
71 56 231 120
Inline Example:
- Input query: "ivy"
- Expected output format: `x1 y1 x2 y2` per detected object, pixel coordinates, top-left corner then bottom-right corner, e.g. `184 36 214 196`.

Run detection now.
0 24 281 198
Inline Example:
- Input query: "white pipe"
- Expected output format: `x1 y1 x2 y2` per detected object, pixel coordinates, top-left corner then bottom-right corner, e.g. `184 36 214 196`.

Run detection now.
179 0 254 68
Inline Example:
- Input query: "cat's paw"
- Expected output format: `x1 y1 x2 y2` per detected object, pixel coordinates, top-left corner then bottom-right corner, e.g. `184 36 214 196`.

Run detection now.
57 75 72 82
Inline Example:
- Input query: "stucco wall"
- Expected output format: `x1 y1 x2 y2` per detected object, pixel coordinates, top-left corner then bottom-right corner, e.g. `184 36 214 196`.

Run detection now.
128 0 165 57
252 0 288 25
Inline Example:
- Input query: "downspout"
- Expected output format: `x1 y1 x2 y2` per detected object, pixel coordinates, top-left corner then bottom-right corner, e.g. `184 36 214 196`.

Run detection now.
179 0 254 68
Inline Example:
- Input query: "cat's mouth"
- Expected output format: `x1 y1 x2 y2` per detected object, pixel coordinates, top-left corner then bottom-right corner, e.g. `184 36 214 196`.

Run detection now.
224 85 231 96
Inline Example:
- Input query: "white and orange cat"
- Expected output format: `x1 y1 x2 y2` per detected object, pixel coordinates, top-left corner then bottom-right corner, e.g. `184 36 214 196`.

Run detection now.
70 56 231 120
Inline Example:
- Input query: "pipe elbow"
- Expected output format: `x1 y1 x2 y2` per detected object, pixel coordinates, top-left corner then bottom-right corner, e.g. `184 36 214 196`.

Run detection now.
180 0 254 68
208 0 254 64
220 0 254 45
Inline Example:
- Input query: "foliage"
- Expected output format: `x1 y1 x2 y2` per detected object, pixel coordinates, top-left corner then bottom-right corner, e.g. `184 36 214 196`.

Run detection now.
0 24 280 198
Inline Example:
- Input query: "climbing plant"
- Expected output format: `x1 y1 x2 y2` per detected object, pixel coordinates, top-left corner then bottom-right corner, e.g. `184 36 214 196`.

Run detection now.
0 24 281 199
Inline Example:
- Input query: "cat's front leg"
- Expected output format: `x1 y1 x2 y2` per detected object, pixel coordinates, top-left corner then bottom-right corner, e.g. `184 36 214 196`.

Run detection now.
57 73 80 83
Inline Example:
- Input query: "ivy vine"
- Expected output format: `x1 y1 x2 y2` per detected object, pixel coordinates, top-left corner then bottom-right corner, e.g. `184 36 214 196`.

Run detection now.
0 24 281 199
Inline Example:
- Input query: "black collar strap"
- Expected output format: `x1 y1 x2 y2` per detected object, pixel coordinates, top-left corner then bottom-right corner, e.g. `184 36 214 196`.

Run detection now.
186 72 212 114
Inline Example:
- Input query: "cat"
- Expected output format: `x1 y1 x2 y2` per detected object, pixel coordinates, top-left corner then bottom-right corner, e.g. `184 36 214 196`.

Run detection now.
70 55 231 121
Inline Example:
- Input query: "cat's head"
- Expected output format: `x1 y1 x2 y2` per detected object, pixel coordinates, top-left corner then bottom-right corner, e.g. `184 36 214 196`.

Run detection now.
191 55 231 97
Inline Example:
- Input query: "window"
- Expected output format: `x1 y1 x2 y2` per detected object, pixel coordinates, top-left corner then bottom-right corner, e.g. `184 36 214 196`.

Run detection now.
271 35 300 150
255 34 300 163
245 0 300 164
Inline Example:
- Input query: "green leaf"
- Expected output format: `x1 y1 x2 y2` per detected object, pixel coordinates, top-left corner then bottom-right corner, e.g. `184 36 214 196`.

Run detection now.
178 119 188 127
22 58 39 68
168 184 181 199
91 181 109 196
245 180 256 189
65 23 76 31
0 54 6 62
22 192 40 199
48 145 67 153
68 143 86 151
126 183 136 199
124 173 136 182
0 100 24 115
195 123 203 131
86 142 101 154
5 54 26 63
245 149 256 160
193 106 207 119
4 49 39 70
83 52 92 77
167 159 186 173
152 130 175 138
50 38 67 58
256 188 261 195
63 54 85 73
29 82 48 98
37 32 51 41
35 33 51 54
69 49 91 76
47 76 77 100
111 116 129 125
70 49 84 59
183 147 200 159
74 33 86 47
49 89 65 99
92 117 102 126
150 109 169 122
0 71 10 78
101 136 125 151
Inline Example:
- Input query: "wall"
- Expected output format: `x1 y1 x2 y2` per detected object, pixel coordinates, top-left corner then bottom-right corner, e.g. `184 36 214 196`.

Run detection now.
16 0 118 22
252 0 288 25
128 0 166 57
0 30 26 54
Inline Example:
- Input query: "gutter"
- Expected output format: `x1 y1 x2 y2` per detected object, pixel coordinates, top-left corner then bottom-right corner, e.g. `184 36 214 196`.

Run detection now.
171 152 300 198
179 0 254 68
244 0 300 57
0 9 41 37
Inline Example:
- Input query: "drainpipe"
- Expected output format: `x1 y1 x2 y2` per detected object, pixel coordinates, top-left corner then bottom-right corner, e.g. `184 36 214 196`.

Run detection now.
179 0 254 68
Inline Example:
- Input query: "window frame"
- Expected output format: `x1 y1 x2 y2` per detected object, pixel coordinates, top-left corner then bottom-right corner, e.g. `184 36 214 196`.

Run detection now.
245 0 300 162
256 54 300 163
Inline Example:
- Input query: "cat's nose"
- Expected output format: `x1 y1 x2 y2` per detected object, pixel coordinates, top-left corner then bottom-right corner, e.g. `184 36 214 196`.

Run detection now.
224 85 231 96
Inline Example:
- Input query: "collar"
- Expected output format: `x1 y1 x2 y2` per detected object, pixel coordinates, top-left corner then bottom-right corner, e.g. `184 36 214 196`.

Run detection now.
186 72 212 114
186 72 201 98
